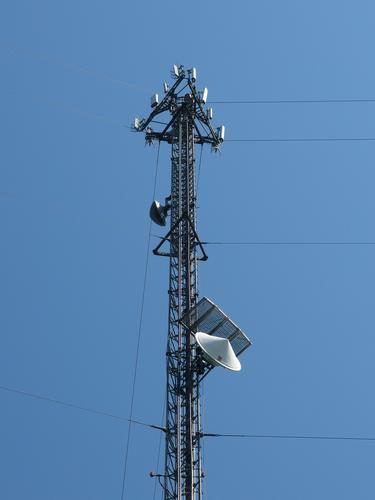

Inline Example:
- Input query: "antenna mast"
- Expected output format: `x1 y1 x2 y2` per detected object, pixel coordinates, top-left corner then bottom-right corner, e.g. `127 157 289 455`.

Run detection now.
135 65 248 500
135 65 222 499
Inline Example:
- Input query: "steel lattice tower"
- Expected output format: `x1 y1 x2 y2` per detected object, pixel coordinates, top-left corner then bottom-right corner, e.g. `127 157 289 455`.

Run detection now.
134 65 224 500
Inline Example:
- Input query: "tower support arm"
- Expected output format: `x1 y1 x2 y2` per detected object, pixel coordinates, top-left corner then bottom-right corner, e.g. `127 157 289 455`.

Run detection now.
136 75 185 132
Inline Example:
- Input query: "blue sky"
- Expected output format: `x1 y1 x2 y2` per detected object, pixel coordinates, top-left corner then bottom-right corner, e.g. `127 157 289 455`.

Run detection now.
1 1 375 499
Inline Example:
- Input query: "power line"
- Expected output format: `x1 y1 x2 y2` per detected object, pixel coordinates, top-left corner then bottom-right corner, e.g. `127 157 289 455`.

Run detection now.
120 142 161 500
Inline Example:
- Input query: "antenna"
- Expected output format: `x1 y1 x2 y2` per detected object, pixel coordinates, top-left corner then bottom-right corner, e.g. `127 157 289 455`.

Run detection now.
195 332 241 371
134 66 251 500
149 199 170 226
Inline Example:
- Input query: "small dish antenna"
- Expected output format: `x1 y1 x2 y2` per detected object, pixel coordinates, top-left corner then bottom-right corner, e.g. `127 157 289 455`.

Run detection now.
149 199 170 226
195 331 241 371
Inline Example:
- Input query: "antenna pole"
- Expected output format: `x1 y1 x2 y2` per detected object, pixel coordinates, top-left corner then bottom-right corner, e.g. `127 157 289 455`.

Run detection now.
134 66 223 500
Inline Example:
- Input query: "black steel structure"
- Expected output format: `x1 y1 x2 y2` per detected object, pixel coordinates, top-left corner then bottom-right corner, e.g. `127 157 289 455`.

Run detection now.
134 65 223 500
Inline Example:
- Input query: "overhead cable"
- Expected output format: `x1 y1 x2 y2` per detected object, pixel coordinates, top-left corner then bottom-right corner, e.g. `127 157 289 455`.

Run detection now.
8 90 375 146
1 42 150 92
202 241 375 246
0 384 161 430
121 142 161 500
202 432 375 442
5 42 375 106
2 383 374 443
5 44 375 106
196 144 204 195
226 137 375 143
152 395 166 500
210 98 375 104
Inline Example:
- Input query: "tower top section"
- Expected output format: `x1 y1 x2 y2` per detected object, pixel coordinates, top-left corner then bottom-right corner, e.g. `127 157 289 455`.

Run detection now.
133 64 224 150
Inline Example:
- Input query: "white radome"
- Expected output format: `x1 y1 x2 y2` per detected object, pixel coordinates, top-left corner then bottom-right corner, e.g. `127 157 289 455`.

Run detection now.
195 331 241 372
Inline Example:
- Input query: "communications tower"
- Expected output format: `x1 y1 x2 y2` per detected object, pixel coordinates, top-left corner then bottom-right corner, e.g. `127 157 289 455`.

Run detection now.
134 65 251 500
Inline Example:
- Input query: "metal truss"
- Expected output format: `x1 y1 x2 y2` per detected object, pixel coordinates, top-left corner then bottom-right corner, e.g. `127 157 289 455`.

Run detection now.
135 66 223 500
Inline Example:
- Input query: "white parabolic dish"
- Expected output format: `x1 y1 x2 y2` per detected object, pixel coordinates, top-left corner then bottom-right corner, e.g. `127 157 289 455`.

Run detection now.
195 331 241 372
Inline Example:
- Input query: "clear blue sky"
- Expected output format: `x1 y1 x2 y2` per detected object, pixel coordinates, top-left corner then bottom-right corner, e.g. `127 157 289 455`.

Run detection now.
1 1 375 499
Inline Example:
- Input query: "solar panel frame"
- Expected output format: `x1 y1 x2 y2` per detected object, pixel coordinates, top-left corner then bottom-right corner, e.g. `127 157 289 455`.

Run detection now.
180 297 252 357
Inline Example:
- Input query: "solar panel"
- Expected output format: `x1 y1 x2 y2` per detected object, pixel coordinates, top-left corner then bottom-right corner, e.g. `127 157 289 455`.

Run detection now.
180 297 252 357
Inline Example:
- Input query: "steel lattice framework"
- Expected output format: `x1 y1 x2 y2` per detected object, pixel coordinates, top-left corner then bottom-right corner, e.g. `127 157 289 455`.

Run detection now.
134 65 223 500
